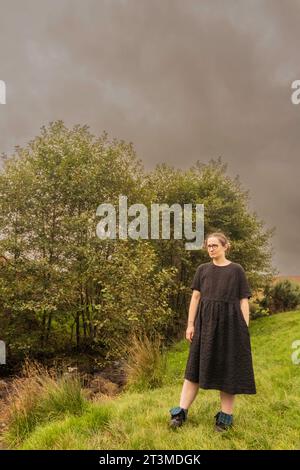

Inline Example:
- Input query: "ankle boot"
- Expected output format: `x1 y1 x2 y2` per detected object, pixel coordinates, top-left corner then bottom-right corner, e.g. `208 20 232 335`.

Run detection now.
169 406 188 428
214 411 233 432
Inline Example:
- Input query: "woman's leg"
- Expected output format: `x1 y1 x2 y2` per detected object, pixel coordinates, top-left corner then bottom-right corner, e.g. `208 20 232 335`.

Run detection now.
179 379 199 409
220 391 235 414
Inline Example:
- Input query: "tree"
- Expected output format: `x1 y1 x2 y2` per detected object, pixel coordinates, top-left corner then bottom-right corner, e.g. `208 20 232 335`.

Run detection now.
0 121 176 365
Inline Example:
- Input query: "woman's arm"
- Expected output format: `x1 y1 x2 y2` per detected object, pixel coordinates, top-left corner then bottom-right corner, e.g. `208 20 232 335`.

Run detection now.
240 298 250 327
186 290 201 342
187 290 201 326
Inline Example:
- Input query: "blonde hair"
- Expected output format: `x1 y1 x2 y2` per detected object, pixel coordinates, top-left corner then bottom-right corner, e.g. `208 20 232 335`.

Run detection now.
203 231 231 253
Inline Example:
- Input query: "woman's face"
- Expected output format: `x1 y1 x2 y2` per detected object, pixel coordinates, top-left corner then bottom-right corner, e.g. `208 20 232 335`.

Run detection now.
206 237 227 259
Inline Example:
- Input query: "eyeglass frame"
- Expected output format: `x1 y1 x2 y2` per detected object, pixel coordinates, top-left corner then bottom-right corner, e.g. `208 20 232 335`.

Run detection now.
206 243 221 250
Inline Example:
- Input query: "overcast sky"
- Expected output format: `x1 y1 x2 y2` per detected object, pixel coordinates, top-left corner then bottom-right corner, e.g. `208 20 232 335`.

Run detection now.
0 0 299 275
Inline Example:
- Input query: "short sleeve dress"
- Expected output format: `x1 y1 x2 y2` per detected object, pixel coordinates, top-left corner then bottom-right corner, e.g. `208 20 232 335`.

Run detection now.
184 261 256 395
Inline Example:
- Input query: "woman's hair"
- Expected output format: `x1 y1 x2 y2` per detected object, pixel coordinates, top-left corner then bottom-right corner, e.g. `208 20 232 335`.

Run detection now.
203 231 231 253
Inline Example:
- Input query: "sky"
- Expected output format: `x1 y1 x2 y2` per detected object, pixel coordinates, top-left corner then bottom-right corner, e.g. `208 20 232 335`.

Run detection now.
0 0 299 275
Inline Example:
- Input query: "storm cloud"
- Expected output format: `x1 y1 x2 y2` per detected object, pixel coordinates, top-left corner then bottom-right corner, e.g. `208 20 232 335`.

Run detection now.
0 0 299 274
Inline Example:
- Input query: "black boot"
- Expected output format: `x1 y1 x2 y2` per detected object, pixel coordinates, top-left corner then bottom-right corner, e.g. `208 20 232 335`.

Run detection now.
214 411 233 432
169 406 188 428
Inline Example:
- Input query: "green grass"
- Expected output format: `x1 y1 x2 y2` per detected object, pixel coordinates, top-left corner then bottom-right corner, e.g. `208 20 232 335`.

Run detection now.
7 311 300 449
4 370 88 448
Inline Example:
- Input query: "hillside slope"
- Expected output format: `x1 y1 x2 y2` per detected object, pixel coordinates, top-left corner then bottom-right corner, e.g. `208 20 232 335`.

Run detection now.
15 311 300 450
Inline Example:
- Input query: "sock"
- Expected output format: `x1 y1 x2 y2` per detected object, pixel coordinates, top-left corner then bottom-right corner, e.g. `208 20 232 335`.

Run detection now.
218 411 233 425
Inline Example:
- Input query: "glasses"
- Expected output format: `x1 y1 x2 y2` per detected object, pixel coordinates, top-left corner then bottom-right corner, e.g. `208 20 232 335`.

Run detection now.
207 244 220 250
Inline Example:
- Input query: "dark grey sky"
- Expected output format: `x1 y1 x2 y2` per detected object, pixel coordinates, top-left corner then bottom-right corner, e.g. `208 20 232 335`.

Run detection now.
0 0 299 274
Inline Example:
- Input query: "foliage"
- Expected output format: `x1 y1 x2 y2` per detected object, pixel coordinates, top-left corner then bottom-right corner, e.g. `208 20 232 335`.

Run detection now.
249 301 270 319
259 279 300 314
0 122 275 364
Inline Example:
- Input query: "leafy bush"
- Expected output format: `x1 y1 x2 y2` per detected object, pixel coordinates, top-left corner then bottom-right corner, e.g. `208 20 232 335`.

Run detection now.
249 301 270 319
259 280 300 314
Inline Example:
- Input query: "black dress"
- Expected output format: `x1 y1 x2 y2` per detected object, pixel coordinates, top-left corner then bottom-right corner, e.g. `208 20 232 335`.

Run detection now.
184 261 256 395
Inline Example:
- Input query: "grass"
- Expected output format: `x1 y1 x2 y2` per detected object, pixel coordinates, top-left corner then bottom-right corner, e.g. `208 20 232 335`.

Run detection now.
122 332 168 392
3 360 88 448
4 310 300 450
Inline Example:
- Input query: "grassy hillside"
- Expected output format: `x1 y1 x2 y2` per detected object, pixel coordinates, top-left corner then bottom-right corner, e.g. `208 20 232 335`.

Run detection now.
7 311 300 450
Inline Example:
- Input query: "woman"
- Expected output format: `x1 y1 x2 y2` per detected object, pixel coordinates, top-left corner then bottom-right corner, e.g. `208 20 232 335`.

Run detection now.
169 232 256 432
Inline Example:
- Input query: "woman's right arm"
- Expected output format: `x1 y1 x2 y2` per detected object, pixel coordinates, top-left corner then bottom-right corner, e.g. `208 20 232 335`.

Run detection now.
186 290 201 342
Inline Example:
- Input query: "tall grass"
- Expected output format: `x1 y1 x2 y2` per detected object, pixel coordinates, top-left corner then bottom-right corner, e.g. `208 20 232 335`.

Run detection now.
123 332 168 392
4 359 88 447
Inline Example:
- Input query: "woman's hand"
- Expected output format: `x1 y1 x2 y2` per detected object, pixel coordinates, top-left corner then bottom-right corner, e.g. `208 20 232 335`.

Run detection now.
186 325 195 343
240 298 250 327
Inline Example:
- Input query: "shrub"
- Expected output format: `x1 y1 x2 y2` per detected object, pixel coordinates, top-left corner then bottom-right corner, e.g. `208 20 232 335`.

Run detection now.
259 280 300 314
249 301 270 319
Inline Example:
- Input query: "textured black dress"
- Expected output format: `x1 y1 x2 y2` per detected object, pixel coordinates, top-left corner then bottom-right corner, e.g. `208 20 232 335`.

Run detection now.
184 261 256 395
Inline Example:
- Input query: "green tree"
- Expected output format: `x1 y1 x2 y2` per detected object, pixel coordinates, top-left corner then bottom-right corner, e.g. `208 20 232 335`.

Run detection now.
0 121 176 365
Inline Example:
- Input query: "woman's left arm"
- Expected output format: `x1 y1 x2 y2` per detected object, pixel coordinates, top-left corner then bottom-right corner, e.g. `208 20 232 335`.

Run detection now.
240 298 250 327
